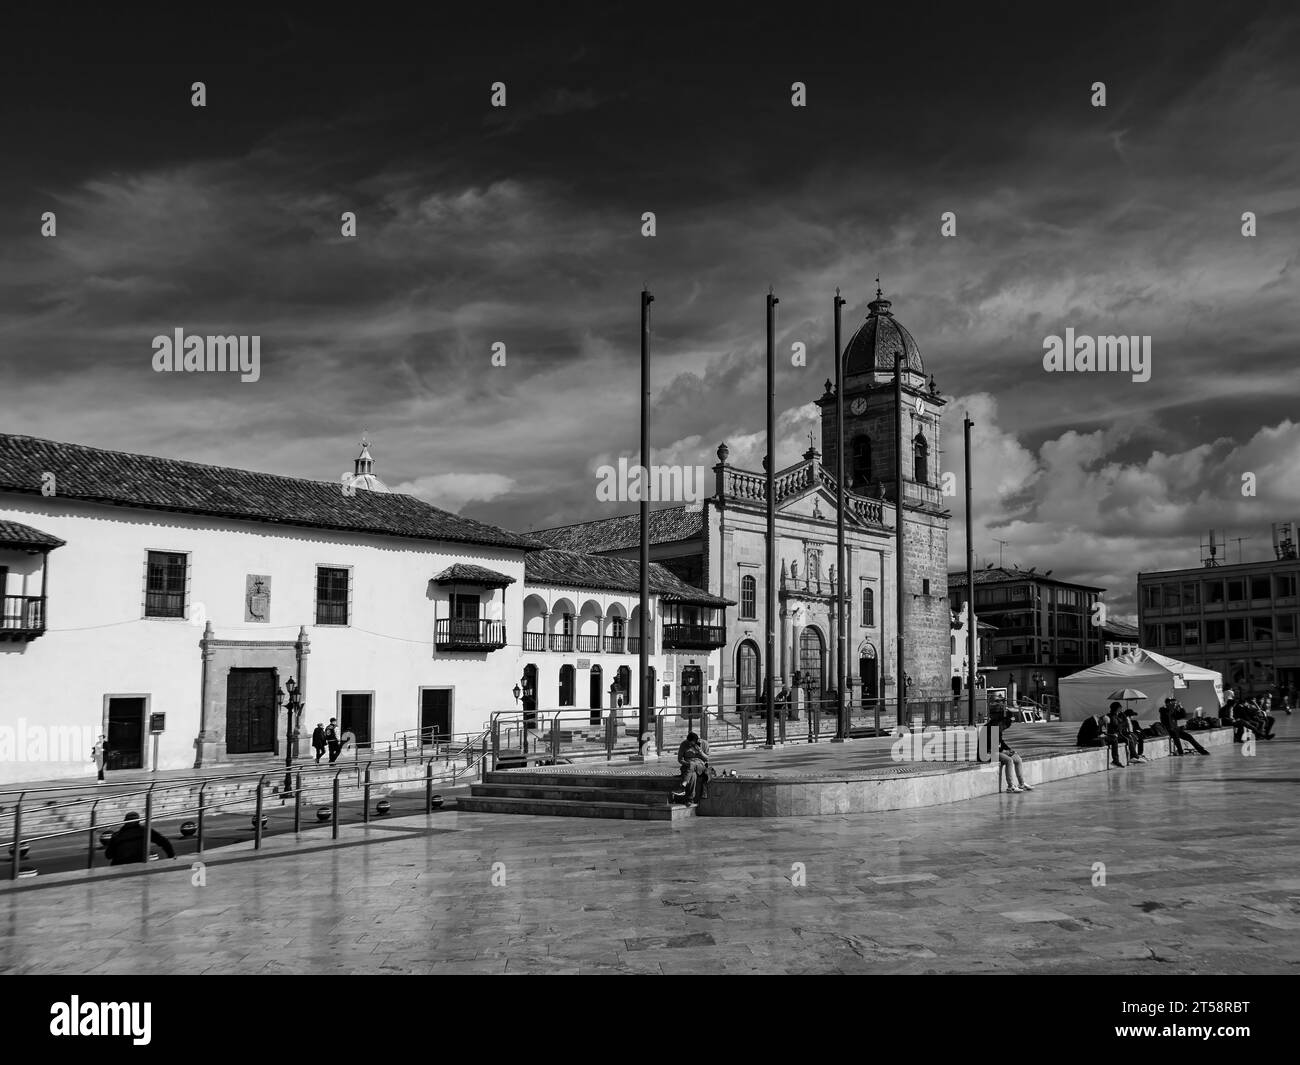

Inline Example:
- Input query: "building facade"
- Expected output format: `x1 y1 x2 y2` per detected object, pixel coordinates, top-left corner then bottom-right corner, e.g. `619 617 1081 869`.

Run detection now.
948 566 1105 702
1137 536 1300 697
537 289 953 714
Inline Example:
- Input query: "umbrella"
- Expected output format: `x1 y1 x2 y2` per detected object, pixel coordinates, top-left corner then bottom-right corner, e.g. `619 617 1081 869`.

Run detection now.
1107 688 1147 716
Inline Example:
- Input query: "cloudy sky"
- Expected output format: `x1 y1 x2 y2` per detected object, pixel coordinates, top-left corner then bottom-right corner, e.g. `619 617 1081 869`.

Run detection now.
2 2 1297 621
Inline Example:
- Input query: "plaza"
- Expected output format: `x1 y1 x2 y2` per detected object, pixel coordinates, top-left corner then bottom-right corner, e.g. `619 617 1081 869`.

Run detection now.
2 720 1295 975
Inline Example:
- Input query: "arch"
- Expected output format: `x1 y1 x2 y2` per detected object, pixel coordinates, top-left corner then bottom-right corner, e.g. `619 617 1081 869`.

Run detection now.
578 598 603 636
736 639 760 713
558 664 575 707
523 593 549 652
549 597 577 651
858 641 878 702
799 626 826 705
913 433 929 486
522 663 539 730
615 665 632 707
851 434 872 489
740 574 757 619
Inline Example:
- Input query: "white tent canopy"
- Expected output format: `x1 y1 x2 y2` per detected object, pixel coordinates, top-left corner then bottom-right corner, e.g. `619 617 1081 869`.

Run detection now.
1057 649 1224 722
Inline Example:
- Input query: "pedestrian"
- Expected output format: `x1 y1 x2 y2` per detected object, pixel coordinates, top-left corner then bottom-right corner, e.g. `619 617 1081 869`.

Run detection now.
104 811 176 865
90 733 107 783
325 718 342 763
311 722 326 763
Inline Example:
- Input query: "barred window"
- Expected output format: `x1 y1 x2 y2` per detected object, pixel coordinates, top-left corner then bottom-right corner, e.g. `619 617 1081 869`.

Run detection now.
145 551 187 618
740 575 756 619
862 586 874 626
316 566 350 626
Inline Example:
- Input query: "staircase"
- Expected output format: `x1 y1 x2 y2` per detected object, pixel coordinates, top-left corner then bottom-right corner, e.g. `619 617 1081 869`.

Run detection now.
457 767 696 820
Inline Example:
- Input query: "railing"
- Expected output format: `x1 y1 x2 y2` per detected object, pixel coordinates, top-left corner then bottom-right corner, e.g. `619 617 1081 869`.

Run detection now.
523 632 546 651
0 595 46 637
604 635 625 653
628 636 650 653
576 634 601 653
549 633 574 652
434 618 507 650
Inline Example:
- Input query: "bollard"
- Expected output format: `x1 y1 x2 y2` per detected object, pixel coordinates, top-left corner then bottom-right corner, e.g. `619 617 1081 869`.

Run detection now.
143 788 155 863
11 795 23 881
294 771 302 833
254 776 265 850
655 714 664 756
425 760 434 814
779 712 786 743
332 774 340 840
741 712 749 749
87 800 99 870
551 719 561 763
363 766 371 824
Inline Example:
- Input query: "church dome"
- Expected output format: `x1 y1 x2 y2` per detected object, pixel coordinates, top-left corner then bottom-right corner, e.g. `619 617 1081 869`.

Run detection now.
346 436 390 493
842 291 924 377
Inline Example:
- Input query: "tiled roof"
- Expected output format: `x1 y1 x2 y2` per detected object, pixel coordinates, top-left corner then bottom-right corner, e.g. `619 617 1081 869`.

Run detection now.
843 295 924 377
948 567 1105 592
0 434 542 552
433 563 516 587
525 549 732 606
0 520 66 550
533 506 704 553
1101 618 1140 639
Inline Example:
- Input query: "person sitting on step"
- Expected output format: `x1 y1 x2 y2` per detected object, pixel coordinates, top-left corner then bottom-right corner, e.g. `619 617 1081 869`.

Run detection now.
672 732 709 806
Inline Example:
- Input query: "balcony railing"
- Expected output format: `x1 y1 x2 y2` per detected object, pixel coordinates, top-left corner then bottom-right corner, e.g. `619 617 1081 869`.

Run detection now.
604 635 626 653
523 632 545 651
662 623 726 650
628 636 651 653
549 633 574 652
435 618 507 652
0 595 46 641
576 634 602 653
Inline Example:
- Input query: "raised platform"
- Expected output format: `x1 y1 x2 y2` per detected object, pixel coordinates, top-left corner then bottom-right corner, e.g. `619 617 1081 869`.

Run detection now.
458 722 1238 818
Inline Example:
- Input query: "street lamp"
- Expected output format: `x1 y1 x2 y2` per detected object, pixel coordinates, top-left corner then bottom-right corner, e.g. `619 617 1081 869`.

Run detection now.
512 682 522 704
278 675 302 796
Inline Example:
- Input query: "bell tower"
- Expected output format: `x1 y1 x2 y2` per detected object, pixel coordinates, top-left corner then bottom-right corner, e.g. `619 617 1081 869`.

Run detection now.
817 287 946 506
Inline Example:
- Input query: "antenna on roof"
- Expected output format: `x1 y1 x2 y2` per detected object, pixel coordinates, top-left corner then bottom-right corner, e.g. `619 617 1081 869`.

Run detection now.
1200 529 1223 568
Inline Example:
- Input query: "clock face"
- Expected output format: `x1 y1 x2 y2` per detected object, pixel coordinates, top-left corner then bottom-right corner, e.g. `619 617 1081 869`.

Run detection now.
850 397 867 416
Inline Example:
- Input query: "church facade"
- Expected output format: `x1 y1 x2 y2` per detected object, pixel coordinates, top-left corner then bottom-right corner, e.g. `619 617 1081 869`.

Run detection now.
536 289 953 715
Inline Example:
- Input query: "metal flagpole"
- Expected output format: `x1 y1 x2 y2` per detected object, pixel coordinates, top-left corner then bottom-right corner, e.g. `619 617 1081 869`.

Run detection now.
895 351 906 731
965 414 976 727
834 290 848 742
639 289 653 751
765 290 779 749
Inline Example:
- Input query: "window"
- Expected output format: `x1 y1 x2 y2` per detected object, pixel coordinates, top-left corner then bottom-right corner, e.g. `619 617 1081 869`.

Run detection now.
913 434 929 485
315 566 350 626
1011 585 1031 602
740 575 756 619
612 615 625 639
1143 625 1161 646
1164 623 1181 647
1229 617 1246 641
922 578 931 596
1204 580 1225 605
144 551 187 618
1206 619 1226 644
1251 576 1271 600
1183 621 1201 646
1252 616 1273 642
1142 585 1161 610
1278 574 1298 598
1279 614 1297 639
862 586 874 626
1227 579 1246 603
452 593 481 620
851 435 872 490
1162 584 1179 609
1181 582 1199 610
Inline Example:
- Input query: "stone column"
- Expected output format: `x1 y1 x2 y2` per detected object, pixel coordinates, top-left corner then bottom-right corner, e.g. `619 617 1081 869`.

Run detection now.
195 621 217 768
294 625 311 759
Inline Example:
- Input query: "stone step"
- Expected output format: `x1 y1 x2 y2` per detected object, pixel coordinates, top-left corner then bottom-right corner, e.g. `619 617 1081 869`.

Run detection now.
471 783 678 805
455 795 695 820
484 770 679 790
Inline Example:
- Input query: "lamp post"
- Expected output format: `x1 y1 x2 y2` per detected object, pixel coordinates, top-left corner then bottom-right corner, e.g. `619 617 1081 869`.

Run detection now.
279 676 302 796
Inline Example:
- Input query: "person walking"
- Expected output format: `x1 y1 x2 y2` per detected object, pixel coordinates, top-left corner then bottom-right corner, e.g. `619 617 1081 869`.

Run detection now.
325 718 342 764
104 812 176 865
311 722 327 763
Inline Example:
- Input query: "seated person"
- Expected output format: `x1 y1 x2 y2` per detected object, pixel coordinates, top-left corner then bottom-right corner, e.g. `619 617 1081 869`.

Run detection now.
1161 697 1209 756
995 711 1032 792
1233 700 1275 742
672 732 711 805
1076 705 1124 767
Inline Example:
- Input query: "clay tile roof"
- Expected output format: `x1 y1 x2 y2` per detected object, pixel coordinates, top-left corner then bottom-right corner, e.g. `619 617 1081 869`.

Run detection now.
525 549 732 606
532 506 703 554
0 434 542 552
432 563 516 587
0 520 66 550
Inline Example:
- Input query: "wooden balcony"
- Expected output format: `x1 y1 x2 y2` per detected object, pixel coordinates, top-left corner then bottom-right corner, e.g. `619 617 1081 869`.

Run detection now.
435 618 507 652
523 632 546 651
604 635 626 653
662 623 726 650
576 634 602 653
549 633 574 652
0 595 46 642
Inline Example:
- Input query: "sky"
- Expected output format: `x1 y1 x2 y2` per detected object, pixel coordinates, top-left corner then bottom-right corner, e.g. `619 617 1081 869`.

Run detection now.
1 2 1298 622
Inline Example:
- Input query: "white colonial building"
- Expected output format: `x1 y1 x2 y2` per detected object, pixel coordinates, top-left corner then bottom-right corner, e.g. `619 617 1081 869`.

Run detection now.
0 433 724 784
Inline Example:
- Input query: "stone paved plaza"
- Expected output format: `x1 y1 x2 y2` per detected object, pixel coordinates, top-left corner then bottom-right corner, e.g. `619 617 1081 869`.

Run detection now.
1 720 1297 975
